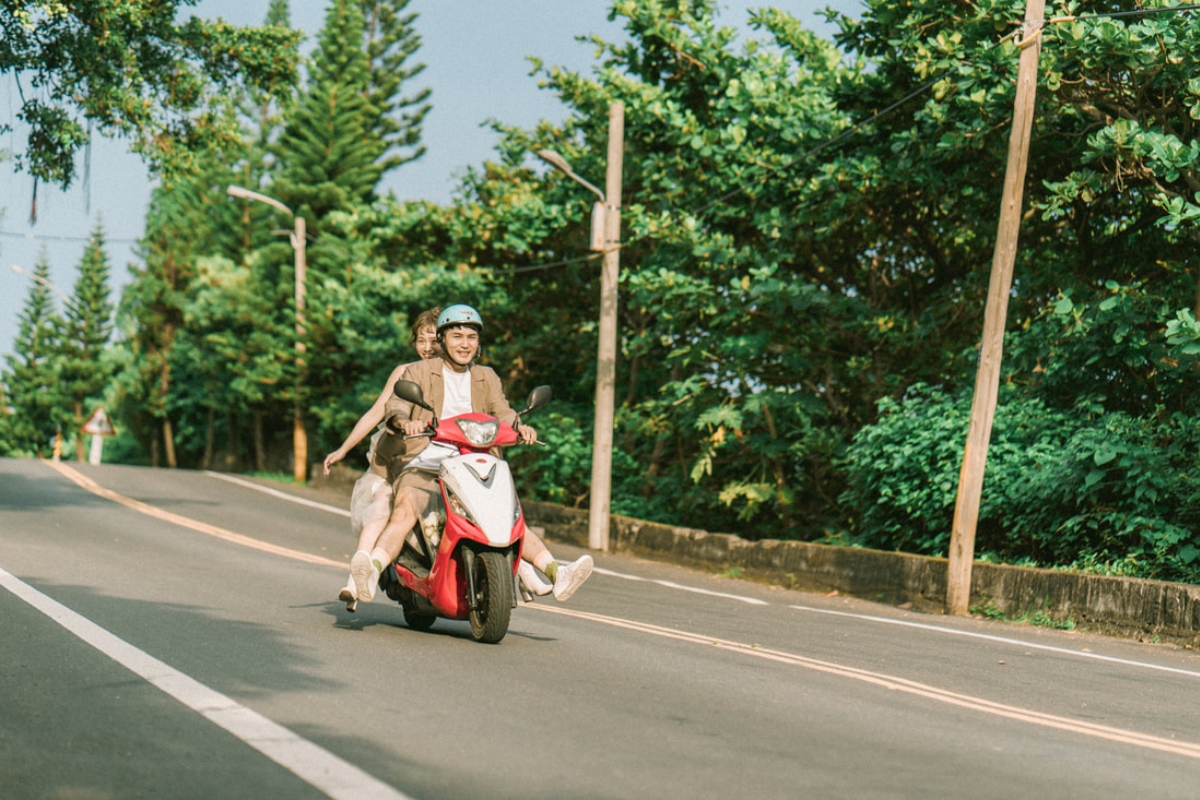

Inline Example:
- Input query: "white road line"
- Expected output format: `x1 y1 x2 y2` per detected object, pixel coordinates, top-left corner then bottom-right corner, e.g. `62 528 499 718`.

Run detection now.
0 566 410 800
790 604 1200 679
594 566 767 605
205 471 351 517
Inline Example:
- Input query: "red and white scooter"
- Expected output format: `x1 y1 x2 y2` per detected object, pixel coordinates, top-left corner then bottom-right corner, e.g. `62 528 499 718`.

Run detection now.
377 379 551 643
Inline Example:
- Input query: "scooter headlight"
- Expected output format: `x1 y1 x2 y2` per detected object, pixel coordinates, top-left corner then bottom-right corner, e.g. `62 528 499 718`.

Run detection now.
455 418 500 447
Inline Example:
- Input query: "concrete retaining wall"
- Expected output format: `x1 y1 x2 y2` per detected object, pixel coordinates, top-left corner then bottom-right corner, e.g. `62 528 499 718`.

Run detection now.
524 500 1200 647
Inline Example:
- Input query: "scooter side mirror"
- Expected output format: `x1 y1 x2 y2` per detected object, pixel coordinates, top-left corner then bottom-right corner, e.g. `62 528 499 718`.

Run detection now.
518 385 553 416
393 379 435 412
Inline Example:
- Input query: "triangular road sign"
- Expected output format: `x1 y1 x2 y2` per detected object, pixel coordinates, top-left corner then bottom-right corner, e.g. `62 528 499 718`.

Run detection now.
82 407 116 437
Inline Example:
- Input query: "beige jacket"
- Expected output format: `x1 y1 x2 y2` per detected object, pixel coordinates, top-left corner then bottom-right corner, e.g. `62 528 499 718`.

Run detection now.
371 357 519 478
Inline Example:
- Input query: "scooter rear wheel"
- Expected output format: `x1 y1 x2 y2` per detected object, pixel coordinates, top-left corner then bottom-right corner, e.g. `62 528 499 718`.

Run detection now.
469 550 513 643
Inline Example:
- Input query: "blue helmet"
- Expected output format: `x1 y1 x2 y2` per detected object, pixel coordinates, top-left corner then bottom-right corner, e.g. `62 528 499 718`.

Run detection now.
437 304 483 335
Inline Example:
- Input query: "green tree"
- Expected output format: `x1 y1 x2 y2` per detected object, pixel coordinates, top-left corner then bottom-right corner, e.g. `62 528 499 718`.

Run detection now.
360 0 431 174
60 223 115 460
172 254 294 472
244 0 438 473
270 0 384 232
1 0 300 188
2 250 66 457
117 153 230 467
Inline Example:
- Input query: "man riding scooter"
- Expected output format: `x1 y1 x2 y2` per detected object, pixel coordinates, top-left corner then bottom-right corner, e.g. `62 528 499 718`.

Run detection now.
344 304 593 606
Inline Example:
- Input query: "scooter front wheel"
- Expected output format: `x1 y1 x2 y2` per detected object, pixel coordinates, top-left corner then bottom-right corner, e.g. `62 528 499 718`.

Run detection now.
468 550 514 644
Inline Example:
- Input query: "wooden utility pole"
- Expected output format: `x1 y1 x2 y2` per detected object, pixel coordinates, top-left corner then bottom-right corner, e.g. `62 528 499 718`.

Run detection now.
293 214 308 484
588 102 625 552
946 0 1045 615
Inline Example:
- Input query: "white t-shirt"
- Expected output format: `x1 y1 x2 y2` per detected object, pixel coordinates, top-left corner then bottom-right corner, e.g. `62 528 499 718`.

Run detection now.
406 365 474 472
441 364 473 418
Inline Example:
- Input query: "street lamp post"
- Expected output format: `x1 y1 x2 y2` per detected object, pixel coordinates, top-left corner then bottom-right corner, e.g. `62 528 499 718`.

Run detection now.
536 102 625 552
226 185 308 484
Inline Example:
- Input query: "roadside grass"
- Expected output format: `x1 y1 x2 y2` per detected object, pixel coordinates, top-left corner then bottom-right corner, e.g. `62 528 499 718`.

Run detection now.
969 600 1077 631
245 470 300 485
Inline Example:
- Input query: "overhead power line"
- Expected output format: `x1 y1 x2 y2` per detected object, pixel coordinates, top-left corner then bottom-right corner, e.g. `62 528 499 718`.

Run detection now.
0 229 139 245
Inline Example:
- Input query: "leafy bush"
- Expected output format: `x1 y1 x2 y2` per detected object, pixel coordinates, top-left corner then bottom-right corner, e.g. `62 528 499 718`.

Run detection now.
842 384 1200 583
509 408 593 507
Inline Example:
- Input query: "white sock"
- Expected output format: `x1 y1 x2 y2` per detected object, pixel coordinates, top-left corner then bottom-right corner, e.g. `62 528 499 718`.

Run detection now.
533 551 555 573
370 548 390 573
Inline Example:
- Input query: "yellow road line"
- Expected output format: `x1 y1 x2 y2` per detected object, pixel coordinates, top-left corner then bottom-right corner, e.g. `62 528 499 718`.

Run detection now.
44 460 344 569
530 604 1200 760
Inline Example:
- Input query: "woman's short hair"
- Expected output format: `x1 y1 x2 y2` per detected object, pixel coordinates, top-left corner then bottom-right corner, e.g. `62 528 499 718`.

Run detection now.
408 307 441 347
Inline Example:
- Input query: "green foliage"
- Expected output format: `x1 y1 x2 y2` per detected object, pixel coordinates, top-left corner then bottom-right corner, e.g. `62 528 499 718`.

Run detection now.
1 0 300 187
844 381 1200 584
508 408 594 507
840 385 968 555
271 0 384 231
359 0 431 173
59 223 116 458
2 251 66 457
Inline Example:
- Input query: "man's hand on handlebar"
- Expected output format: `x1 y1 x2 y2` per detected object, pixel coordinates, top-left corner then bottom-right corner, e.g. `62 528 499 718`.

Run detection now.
517 424 538 445
401 420 432 437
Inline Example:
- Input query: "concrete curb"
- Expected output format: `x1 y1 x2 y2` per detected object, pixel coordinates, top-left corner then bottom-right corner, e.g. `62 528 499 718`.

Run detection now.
313 466 1200 646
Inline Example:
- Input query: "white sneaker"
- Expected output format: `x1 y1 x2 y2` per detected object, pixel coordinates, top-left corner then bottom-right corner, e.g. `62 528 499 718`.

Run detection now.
338 577 358 612
518 560 553 597
553 555 594 602
350 550 379 604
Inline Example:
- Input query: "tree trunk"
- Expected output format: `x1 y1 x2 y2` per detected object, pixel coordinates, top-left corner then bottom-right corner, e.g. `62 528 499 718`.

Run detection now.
202 405 215 470
225 412 239 470
163 417 177 469
759 401 795 532
640 362 681 490
73 400 84 461
159 354 177 468
253 412 265 472
1193 257 1200 318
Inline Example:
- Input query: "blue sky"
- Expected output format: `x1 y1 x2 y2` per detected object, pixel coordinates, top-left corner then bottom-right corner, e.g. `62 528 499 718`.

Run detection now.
0 0 856 359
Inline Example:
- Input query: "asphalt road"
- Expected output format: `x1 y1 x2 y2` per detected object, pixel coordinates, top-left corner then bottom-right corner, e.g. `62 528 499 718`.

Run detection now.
2 457 1199 799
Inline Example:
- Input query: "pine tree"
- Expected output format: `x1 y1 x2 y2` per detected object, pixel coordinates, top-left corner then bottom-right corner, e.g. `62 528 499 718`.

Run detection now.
3 250 66 457
271 0 384 230
61 223 115 460
360 0 431 174
241 0 297 182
